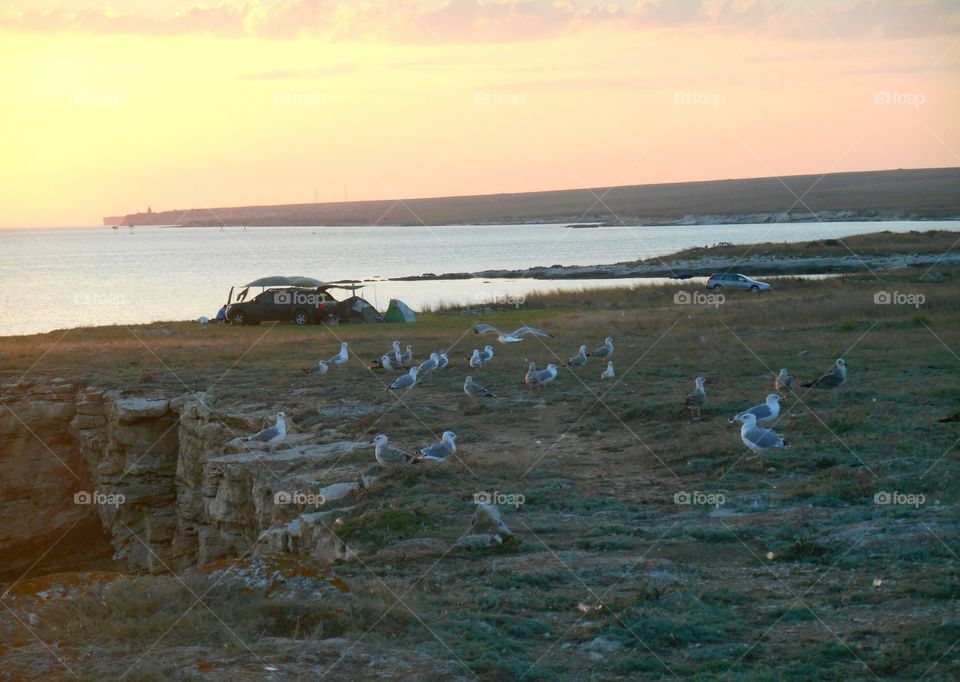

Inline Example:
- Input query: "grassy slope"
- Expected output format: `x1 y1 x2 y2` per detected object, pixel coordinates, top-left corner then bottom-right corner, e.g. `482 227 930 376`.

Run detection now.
1 268 959 680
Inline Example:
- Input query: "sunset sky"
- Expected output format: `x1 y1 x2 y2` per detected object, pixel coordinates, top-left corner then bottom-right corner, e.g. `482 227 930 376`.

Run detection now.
1 0 958 227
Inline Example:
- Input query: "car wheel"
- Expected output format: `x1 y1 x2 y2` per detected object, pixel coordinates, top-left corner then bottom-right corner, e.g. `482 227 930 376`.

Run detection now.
750 285 759 292
713 284 722 290
293 309 311 326
230 310 247 325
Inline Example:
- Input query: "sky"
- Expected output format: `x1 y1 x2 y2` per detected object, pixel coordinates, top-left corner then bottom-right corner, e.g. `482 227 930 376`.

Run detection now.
0 0 958 227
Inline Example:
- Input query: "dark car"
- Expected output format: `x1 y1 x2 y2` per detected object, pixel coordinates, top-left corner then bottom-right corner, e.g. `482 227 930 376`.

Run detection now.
226 287 335 325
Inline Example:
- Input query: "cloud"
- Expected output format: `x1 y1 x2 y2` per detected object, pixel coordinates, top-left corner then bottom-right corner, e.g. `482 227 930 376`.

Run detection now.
1 1 958 41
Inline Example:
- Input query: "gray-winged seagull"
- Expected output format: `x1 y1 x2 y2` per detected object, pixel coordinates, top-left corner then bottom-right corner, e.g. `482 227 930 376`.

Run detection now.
370 434 416 465
685 376 706 420
248 411 286 445
419 431 457 461
730 393 781 425
600 362 615 380
329 342 349 366
474 324 553 343
566 344 588 368
801 358 846 392
464 375 495 398
388 366 419 391
587 337 614 358
735 413 789 455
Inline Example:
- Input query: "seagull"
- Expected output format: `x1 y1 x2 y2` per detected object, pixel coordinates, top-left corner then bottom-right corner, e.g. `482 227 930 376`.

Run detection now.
418 352 440 376
566 344 588 368
419 431 457 461
248 411 286 445
464 375 495 398
530 363 558 387
600 362 615 380
801 358 847 392
392 340 402 364
735 413 789 455
473 324 553 343
388 366 419 391
587 337 614 358
437 352 449 370
469 349 484 370
370 434 416 466
685 376 706 420
329 342 349 366
399 345 414 366
524 362 538 388
478 345 494 364
730 393 781 425
775 368 794 394
380 354 396 371
302 360 329 375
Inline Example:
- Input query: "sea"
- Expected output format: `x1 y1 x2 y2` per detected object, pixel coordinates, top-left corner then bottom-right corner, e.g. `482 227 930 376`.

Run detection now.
1 221 956 337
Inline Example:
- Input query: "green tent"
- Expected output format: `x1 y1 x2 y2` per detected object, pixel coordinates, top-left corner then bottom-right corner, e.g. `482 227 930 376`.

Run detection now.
384 299 417 323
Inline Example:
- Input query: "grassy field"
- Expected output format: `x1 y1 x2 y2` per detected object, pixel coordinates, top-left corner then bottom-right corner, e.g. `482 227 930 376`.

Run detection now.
2 266 959 680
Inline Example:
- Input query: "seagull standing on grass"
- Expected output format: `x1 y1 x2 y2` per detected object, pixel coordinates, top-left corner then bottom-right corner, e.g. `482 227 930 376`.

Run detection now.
419 431 457 461
735 413 790 455
685 377 706 420
329 342 349 366
380 355 396 371
524 362 538 388
730 394 781 425
392 341 403 364
473 324 553 343
303 360 329 376
600 362 615 380
588 337 614 358
418 352 440 376
464 376 495 398
801 358 847 393
437 352 449 370
775 368 794 394
566 345 588 368
388 366 419 391
529 364 558 388
470 350 484 370
399 345 414 366
248 411 286 445
370 434 416 466
478 345 494 364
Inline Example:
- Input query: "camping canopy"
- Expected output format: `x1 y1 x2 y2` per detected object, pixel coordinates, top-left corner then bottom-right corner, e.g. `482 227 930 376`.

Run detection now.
384 299 417 323
244 276 327 288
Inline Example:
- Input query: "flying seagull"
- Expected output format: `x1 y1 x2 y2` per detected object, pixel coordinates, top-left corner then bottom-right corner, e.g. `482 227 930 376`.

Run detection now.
801 358 846 392
388 366 419 391
464 375 495 398
473 324 553 343
775 368 794 394
730 393 781 425
735 413 789 455
685 376 706 420
370 434 416 466
600 362 615 380
587 337 614 358
329 342 349 366
566 344 588 368
248 411 286 445
419 431 457 461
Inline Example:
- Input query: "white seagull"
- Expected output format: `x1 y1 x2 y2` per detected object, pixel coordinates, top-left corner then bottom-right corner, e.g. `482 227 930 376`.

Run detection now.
801 358 847 392
469 349 484 370
399 345 414 366
775 368 794 394
473 324 553 343
566 344 588 368
600 362 615 380
303 360 329 375
329 342 349 366
529 363 558 387
478 345 494 364
380 354 396 371
392 340 403 364
248 411 286 445
418 352 440 375
419 431 457 462
735 413 789 455
685 376 706 420
388 366 419 391
730 394 781 425
587 337 614 358
437 352 449 369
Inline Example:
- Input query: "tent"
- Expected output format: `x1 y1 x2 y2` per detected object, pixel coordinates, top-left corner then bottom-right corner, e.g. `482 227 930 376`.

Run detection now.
384 299 417 323
349 297 384 323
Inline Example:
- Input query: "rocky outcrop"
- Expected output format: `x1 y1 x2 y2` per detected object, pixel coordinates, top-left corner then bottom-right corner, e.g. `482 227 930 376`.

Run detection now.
1 384 373 579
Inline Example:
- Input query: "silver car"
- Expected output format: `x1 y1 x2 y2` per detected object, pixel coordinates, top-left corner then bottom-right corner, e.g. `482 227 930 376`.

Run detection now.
706 273 771 292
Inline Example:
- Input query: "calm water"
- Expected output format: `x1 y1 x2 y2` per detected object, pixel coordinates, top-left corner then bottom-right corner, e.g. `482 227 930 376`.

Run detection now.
2 221 956 336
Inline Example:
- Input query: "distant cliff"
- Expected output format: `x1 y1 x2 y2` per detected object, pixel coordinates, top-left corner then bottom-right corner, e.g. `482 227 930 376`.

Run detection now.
106 166 960 228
